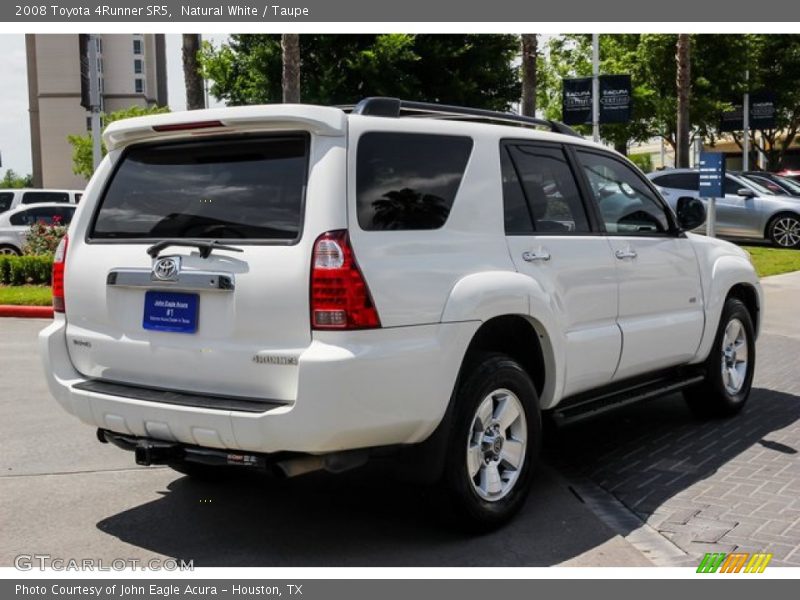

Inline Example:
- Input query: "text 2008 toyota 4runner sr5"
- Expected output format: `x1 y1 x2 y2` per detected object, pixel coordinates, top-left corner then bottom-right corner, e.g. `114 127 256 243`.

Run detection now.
40 98 762 529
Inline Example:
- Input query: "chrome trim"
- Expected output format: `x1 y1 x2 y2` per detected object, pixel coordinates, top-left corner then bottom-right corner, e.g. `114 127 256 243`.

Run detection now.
106 268 235 292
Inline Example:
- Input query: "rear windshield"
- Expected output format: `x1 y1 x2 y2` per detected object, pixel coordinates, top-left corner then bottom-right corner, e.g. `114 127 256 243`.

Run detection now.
91 134 309 242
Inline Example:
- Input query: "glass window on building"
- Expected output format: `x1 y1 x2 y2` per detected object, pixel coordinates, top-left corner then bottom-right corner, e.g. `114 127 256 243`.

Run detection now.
134 78 144 93
134 59 143 74
133 39 142 55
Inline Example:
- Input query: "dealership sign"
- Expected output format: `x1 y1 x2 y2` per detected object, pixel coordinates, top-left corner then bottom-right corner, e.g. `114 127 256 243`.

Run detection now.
562 75 632 125
720 91 777 131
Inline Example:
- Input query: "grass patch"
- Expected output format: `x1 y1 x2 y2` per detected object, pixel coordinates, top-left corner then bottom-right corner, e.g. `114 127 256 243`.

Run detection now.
743 246 800 278
0 285 52 306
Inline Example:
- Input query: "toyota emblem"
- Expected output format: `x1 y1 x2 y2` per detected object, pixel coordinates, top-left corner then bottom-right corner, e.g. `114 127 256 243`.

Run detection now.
152 256 181 281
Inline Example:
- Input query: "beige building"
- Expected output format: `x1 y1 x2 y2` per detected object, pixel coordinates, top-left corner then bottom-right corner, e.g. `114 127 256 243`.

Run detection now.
26 34 168 189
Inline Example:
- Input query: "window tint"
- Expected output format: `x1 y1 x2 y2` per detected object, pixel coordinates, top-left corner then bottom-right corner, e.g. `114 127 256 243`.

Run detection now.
725 177 744 196
0 192 13 213
651 172 698 191
500 148 533 234
10 206 74 226
356 132 473 231
506 144 589 233
22 191 69 204
577 151 671 234
91 135 308 241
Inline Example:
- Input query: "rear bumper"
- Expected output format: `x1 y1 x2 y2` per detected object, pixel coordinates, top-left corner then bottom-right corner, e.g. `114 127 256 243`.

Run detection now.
39 316 477 454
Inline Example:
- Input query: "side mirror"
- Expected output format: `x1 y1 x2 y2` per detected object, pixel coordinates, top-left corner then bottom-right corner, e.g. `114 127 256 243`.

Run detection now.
676 196 706 231
737 188 756 198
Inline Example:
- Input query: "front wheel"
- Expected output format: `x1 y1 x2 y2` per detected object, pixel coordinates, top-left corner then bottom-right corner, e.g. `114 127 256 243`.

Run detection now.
767 213 800 248
0 245 21 256
684 298 755 417
442 353 541 531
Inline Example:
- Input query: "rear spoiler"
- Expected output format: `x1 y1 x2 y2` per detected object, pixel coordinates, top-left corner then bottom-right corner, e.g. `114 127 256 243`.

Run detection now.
103 104 347 151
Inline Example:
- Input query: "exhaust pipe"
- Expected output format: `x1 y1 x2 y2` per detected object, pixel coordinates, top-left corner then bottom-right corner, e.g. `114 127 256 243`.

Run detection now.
134 440 183 466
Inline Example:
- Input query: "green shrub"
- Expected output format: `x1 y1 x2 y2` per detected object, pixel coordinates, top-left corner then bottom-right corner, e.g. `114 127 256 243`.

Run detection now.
629 153 653 174
0 255 53 285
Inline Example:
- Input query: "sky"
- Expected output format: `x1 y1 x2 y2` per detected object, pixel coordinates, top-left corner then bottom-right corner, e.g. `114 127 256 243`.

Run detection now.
0 33 226 178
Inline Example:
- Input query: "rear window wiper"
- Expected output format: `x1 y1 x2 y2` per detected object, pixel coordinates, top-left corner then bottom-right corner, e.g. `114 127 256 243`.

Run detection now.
146 240 245 259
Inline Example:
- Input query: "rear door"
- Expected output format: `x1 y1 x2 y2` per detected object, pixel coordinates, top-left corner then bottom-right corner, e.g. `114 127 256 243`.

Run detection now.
65 132 346 400
502 141 621 397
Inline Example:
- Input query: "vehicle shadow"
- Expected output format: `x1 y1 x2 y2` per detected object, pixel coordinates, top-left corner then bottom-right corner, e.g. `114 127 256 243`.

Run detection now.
95 461 617 567
95 388 799 566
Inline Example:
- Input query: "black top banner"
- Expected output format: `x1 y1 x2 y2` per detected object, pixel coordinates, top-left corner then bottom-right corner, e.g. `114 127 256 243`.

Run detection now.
4 0 800 21
562 75 632 126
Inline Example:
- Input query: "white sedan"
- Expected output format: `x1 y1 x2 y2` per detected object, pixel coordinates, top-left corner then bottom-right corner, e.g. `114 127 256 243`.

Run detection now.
0 203 76 255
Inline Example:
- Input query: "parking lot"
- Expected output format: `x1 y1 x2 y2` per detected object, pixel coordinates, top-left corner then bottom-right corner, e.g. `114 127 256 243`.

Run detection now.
1 273 799 567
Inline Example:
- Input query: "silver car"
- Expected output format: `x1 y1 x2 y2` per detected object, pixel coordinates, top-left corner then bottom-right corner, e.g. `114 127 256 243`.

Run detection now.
649 168 800 248
0 203 75 255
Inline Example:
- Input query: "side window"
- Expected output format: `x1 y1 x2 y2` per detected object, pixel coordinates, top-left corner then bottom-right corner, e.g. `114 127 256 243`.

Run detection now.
500 147 533 234
652 172 699 191
0 192 13 213
22 191 69 204
10 206 66 226
725 177 747 196
506 144 590 233
577 151 671 234
74 193 83 204
356 132 473 231
10 209 36 226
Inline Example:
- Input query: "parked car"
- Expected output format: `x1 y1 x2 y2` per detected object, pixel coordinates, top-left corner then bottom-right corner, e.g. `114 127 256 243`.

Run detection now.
0 188 83 215
40 99 761 529
740 171 800 197
0 203 76 255
649 168 800 248
777 169 800 183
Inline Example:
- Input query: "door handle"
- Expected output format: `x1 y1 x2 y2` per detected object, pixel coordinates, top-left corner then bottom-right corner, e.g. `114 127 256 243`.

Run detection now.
615 249 638 260
522 250 551 262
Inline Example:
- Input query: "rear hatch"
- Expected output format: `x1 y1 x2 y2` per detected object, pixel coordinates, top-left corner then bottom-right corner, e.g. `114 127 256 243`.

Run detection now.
64 115 346 401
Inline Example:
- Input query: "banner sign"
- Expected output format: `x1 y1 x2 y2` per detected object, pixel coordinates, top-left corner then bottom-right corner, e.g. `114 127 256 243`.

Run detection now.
699 151 726 198
599 74 633 123
720 91 777 131
562 77 593 126
562 75 632 125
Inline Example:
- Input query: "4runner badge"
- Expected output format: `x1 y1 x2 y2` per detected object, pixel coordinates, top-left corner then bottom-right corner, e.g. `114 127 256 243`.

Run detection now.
152 256 181 281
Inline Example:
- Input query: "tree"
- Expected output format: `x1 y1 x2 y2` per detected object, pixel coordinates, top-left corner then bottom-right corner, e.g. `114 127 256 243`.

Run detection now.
0 169 33 188
182 34 205 110
520 34 537 116
67 105 169 179
281 34 301 103
675 34 692 168
199 34 521 111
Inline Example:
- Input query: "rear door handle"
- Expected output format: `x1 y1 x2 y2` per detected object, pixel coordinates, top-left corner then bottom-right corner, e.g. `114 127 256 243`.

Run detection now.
615 249 638 260
522 250 551 262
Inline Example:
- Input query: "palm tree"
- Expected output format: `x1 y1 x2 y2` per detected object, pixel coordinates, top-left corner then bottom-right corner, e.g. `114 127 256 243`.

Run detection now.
676 34 691 168
182 34 205 110
521 34 538 117
281 34 301 103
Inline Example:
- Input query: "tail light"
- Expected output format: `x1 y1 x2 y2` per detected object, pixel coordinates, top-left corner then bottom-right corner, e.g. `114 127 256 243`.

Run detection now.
52 234 68 313
310 230 380 330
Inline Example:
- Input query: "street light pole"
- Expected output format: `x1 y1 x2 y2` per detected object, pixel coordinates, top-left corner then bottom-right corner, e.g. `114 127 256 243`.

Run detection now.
87 34 102 171
592 33 600 143
743 69 750 171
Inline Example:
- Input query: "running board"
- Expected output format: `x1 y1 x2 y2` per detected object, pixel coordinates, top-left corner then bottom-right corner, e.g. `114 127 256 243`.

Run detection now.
551 370 705 426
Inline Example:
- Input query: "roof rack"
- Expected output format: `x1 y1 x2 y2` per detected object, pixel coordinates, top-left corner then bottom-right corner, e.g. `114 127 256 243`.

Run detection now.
347 97 583 138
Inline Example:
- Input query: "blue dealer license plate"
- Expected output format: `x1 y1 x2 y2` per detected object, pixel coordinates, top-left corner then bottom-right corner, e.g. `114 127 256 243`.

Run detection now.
143 291 199 334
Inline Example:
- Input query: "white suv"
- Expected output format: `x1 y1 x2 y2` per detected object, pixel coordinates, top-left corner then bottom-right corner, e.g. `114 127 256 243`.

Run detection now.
40 98 762 529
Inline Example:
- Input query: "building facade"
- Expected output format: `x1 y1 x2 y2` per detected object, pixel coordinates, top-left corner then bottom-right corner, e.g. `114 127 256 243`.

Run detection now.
26 34 168 189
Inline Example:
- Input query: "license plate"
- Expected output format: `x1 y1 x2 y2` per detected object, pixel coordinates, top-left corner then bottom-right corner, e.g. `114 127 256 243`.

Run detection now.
143 291 199 334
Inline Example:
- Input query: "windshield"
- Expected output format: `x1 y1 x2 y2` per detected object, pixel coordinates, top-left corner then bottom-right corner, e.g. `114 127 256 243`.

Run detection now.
737 174 775 196
91 134 309 242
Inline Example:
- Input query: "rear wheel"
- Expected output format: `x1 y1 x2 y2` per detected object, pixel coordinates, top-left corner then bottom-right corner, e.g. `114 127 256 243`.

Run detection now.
767 213 800 248
442 353 540 531
684 298 755 417
0 245 21 256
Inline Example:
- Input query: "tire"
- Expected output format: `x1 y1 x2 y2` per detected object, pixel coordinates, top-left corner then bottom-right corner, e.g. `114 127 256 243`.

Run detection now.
0 244 21 256
767 213 800 249
684 298 755 418
441 352 541 532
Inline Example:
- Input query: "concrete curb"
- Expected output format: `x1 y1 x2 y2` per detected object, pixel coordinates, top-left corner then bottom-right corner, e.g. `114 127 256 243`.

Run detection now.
0 305 54 318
